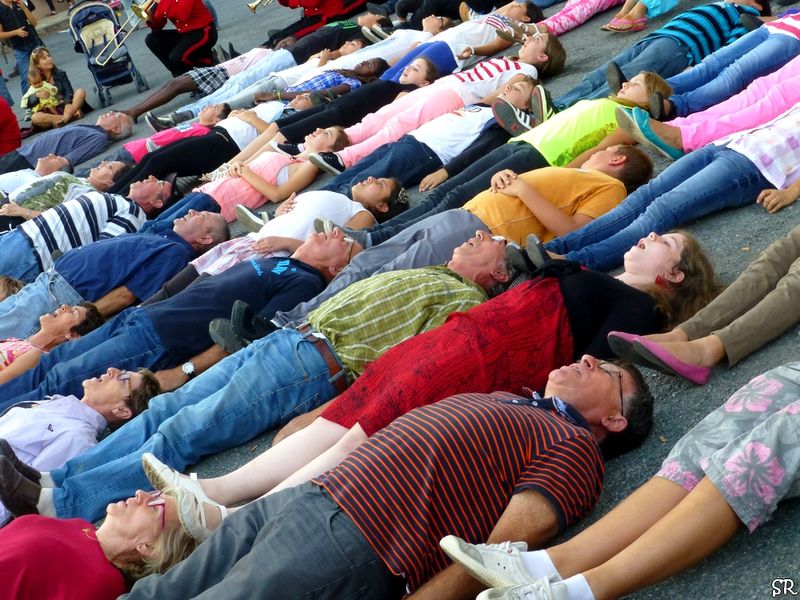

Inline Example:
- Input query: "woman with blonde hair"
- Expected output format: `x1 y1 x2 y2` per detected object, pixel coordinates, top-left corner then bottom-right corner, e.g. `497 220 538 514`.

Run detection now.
0 488 196 599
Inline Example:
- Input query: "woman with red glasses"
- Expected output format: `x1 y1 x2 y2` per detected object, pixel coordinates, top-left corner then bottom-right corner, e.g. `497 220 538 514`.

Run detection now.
0 489 196 599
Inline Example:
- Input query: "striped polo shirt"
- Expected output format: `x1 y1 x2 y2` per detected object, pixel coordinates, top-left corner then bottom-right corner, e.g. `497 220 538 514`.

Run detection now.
314 392 604 591
18 191 146 272
642 2 753 65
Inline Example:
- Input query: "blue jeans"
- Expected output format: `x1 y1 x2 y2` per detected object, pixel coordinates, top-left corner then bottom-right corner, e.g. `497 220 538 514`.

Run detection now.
325 135 443 192
555 36 691 110
381 41 458 81
0 76 13 107
667 27 800 117
0 229 41 283
139 192 220 234
49 328 340 521
182 50 298 116
13 46 33 95
368 142 547 246
0 308 171 409
545 145 770 271
0 269 84 340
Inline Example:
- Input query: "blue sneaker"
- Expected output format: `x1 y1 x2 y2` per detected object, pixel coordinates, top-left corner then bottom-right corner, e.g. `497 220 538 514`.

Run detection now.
616 106 684 161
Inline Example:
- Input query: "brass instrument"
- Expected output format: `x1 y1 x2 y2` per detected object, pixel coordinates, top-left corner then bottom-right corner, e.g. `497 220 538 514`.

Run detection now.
247 0 274 13
93 0 158 66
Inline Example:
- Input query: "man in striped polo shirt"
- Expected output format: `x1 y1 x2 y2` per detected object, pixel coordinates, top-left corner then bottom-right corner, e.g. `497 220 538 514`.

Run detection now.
5 231 513 523
123 361 652 598
0 177 173 283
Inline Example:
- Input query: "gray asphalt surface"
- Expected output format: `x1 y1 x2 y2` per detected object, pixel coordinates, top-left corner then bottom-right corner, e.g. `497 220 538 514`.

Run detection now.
18 0 800 596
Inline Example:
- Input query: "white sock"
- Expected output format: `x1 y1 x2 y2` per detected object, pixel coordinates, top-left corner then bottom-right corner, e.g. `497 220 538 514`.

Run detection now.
36 487 57 517
563 574 596 600
520 550 561 580
39 471 55 488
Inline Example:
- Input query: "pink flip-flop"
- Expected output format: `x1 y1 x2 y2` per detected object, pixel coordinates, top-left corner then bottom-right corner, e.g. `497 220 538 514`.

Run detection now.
606 17 647 32
600 16 629 31
632 339 711 385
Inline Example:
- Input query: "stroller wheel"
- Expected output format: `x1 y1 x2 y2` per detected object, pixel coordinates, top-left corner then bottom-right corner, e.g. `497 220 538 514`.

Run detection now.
95 86 108 108
136 73 149 92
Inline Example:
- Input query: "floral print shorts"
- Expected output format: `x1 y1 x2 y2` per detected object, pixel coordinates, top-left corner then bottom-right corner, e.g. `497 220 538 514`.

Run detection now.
656 363 800 532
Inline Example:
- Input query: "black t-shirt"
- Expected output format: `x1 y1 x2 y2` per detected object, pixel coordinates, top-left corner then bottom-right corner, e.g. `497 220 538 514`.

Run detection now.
0 3 37 50
559 269 665 358
289 21 365 64
146 257 326 363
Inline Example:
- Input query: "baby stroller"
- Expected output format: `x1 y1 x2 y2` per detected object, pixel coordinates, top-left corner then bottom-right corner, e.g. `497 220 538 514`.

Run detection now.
68 0 149 107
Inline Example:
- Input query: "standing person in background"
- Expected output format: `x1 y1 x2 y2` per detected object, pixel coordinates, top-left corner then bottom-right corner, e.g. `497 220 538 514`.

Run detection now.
145 0 218 77
0 98 21 156
0 0 41 97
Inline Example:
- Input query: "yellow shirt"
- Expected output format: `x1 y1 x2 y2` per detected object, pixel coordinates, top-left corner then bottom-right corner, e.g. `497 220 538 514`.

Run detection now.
462 167 626 244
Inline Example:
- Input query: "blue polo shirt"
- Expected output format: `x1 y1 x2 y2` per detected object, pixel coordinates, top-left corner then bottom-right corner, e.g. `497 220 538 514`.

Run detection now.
55 231 196 302
145 257 326 363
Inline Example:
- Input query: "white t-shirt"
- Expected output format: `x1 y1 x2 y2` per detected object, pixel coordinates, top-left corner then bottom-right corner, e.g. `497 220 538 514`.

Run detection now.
433 18 501 68
218 101 287 149
411 105 494 164
437 57 539 104
0 169 38 198
257 190 367 241
223 47 273 76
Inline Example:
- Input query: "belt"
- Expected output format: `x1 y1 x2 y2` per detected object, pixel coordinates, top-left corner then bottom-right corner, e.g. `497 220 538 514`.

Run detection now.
297 324 348 395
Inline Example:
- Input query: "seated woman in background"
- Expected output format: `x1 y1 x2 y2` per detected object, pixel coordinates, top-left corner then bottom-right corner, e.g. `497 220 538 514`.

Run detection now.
441 362 800 600
25 48 87 130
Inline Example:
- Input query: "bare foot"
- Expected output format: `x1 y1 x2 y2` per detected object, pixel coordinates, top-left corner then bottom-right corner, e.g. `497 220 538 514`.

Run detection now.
654 336 725 369
644 328 689 343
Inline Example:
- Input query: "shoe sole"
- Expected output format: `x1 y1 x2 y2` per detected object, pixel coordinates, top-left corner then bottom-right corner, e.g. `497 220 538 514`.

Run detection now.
440 536 521 589
361 26 382 44
615 107 679 161
209 318 249 354
309 154 343 176
235 205 265 233
606 332 644 364
492 100 531 136
142 453 173 492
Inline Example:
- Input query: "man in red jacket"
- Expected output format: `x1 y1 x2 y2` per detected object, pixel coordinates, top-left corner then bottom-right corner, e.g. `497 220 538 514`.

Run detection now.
145 0 218 76
266 0 369 48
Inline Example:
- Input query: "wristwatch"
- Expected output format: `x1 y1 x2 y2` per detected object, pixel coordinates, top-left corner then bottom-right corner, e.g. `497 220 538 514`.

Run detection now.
181 361 196 379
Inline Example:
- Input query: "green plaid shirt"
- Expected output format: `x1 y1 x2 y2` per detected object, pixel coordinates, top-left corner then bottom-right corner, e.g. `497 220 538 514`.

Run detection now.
307 266 487 378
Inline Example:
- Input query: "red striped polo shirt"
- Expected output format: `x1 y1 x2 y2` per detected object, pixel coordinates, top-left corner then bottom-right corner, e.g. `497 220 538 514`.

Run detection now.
313 392 604 591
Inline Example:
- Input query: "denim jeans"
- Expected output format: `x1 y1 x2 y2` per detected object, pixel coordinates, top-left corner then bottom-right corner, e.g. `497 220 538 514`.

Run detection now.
139 192 220 234
0 76 13 107
123 484 404 600
545 145 770 271
368 142 548 246
0 269 84 340
667 27 800 117
0 308 171 409
49 328 340 521
325 135 443 192
0 229 42 283
275 210 485 326
13 46 33 95
182 50 298 116
555 36 690 110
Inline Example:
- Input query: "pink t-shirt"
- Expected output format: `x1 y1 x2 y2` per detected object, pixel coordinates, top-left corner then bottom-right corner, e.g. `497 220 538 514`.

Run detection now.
0 515 127 600
0 338 35 369
123 122 212 163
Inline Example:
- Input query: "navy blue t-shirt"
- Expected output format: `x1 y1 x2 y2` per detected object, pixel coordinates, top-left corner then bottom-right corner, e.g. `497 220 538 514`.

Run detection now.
55 231 196 302
145 257 326 363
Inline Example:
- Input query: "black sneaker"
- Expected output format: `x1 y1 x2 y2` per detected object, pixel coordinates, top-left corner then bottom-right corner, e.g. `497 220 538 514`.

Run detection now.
531 84 556 127
270 141 302 156
209 318 250 354
0 439 40 484
309 151 345 175
606 61 627 94
230 299 277 342
648 91 671 121
144 112 177 132
366 1 390 16
492 97 534 135
739 12 763 30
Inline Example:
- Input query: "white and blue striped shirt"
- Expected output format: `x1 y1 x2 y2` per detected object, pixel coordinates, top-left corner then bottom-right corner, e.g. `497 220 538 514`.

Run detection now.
19 191 146 272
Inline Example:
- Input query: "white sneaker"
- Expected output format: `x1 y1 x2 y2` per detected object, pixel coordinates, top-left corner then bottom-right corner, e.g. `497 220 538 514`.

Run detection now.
478 578 569 600
440 536 538 588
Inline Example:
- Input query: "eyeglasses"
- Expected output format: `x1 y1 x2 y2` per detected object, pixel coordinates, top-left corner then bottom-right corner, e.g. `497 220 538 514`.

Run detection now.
117 370 132 399
598 361 624 418
146 490 167 530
